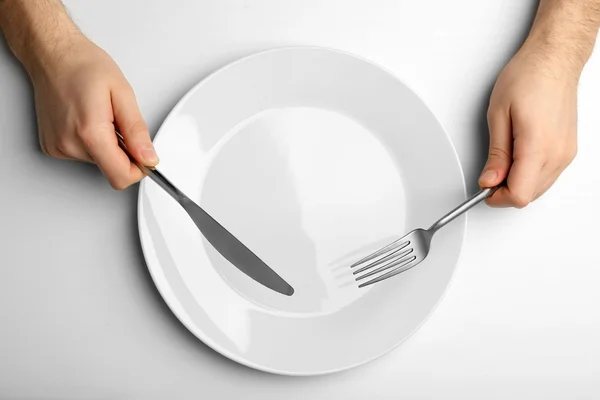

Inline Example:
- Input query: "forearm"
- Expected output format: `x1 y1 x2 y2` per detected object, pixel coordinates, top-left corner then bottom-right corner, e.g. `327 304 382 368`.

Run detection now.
524 0 600 76
0 0 82 75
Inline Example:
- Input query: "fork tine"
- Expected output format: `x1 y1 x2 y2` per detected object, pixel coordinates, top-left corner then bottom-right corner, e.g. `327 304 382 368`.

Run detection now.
358 257 421 288
355 255 416 281
350 239 410 268
353 247 413 275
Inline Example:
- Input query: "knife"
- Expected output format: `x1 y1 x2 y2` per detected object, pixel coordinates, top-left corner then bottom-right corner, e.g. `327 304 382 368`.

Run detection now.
116 132 294 296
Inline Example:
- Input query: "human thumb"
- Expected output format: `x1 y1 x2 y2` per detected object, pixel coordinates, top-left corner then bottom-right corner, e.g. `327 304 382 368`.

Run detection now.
112 85 159 167
479 108 512 188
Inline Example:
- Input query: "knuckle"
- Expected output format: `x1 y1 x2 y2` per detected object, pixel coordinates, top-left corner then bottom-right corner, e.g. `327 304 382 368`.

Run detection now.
109 177 131 191
40 143 51 156
44 145 64 159
551 142 577 167
56 138 75 157
511 192 531 209
114 79 133 92
48 149 62 159
40 133 52 156
488 146 510 161
77 126 101 148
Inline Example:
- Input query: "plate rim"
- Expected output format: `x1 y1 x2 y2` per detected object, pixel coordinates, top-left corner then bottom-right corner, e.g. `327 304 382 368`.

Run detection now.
136 45 468 376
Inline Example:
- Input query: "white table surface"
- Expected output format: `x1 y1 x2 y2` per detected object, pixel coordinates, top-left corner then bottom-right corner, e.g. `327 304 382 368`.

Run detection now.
1 1 599 398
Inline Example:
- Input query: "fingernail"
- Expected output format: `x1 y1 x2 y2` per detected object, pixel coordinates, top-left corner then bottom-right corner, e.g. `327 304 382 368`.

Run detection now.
480 169 497 183
141 147 159 164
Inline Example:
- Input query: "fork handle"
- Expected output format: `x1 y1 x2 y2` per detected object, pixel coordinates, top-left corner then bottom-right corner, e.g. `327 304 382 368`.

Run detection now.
428 184 502 233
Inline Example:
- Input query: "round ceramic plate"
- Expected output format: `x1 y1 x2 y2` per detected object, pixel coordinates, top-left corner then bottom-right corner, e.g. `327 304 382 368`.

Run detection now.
138 47 466 375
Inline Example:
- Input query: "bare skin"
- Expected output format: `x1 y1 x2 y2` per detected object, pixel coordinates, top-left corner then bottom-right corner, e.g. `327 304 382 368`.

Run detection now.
479 0 600 207
0 0 158 190
1 0 599 202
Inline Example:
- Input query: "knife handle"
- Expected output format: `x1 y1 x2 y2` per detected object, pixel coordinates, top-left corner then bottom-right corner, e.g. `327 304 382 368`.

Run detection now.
116 132 186 203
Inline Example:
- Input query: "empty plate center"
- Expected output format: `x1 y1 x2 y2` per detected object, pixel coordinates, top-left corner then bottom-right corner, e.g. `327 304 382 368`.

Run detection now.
200 107 406 316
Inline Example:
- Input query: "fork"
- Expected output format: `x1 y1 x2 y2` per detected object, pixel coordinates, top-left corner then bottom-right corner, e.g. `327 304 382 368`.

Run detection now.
351 184 502 288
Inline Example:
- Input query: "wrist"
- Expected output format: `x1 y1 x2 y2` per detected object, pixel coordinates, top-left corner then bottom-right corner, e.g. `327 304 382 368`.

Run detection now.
19 17 85 79
0 0 86 79
518 34 586 84
520 1 600 82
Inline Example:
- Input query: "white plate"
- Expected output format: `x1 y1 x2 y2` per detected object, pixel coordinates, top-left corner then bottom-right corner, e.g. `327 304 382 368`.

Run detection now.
138 47 466 375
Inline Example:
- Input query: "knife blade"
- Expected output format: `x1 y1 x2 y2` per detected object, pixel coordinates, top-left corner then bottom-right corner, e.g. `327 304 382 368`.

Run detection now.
181 198 295 296
116 132 294 296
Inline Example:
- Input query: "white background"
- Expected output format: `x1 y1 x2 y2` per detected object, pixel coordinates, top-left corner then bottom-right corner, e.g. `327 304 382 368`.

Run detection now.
1 0 599 398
